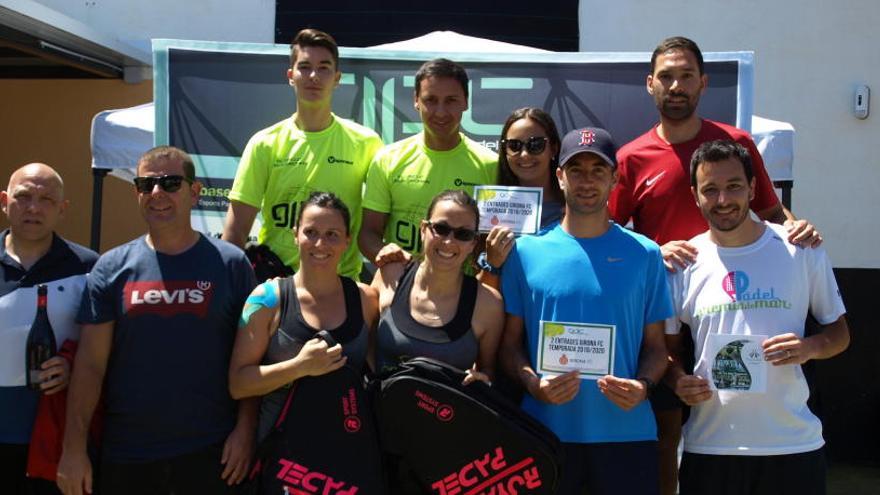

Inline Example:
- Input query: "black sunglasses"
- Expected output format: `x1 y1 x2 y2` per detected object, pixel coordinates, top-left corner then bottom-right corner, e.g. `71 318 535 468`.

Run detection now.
501 136 549 156
425 221 478 242
133 175 192 193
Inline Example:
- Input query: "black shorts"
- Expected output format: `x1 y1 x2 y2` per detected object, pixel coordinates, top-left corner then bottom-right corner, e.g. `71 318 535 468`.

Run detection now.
100 442 236 495
679 448 826 495
558 441 658 495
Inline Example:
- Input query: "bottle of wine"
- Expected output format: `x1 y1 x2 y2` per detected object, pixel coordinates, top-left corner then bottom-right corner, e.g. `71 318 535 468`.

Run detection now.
26 284 57 391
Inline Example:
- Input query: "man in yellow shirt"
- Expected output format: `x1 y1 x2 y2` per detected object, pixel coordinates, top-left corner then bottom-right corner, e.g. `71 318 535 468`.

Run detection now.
223 29 382 280
359 59 497 263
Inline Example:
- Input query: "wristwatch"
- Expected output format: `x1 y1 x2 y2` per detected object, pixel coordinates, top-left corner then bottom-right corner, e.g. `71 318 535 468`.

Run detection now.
637 376 656 399
477 251 501 275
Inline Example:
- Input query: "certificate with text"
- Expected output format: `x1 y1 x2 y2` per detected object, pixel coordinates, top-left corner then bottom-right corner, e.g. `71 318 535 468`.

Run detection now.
474 186 543 234
537 321 615 380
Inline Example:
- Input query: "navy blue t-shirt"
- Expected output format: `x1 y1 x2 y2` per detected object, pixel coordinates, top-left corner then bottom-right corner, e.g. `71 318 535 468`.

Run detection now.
77 234 256 461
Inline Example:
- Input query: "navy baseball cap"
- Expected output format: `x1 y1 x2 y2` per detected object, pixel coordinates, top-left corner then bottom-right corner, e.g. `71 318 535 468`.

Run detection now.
558 127 617 169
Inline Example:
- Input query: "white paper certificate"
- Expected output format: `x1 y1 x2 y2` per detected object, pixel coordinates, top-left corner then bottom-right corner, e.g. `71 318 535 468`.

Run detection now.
537 321 615 380
474 186 543 234
705 334 768 394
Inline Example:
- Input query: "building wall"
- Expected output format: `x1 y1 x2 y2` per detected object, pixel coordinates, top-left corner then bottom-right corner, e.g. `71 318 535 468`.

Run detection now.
0 79 152 252
34 0 275 54
579 0 879 269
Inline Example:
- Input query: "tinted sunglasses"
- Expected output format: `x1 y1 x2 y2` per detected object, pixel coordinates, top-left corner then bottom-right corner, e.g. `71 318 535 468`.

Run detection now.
133 175 192 193
502 136 549 156
425 221 477 242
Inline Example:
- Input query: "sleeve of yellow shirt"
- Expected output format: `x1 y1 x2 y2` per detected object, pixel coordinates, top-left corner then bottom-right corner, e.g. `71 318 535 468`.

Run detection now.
229 135 270 208
362 149 392 214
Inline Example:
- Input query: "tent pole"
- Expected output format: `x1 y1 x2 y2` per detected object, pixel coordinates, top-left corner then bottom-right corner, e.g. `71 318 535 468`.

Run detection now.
90 168 108 252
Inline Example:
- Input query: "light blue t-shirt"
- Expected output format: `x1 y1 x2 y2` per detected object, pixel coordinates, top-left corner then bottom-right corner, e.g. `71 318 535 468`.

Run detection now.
501 222 672 444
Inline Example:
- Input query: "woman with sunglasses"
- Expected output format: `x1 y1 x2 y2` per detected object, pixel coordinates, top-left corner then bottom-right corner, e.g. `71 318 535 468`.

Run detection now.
228 191 379 441
371 190 503 383
477 107 564 288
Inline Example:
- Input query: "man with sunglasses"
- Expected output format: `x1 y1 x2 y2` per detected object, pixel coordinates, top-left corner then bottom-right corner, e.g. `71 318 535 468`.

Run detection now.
1 163 97 495
223 29 382 281
58 147 257 495
609 36 825 495
501 128 671 495
359 58 497 265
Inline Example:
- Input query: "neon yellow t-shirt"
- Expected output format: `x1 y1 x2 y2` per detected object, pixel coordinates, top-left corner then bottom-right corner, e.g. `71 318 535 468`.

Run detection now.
229 114 382 279
362 133 498 254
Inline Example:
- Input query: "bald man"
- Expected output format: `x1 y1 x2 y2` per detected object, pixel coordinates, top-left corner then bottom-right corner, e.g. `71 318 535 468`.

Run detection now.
0 164 98 494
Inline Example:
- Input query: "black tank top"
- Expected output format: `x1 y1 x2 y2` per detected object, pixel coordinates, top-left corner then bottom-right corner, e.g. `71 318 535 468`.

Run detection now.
375 263 479 374
258 276 368 439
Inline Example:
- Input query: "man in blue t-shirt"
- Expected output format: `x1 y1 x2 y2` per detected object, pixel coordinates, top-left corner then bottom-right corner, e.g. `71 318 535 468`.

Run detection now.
1 163 98 495
500 128 672 495
57 147 256 495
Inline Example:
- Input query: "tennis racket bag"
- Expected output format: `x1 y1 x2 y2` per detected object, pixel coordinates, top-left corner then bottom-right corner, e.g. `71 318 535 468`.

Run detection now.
249 331 386 495
373 358 562 494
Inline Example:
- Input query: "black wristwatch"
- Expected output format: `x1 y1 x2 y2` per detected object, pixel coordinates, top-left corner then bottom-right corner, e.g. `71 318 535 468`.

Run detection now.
637 376 656 399
477 251 501 275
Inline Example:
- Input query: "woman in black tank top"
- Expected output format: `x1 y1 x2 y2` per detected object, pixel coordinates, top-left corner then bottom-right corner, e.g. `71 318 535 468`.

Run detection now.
371 190 504 383
228 192 379 433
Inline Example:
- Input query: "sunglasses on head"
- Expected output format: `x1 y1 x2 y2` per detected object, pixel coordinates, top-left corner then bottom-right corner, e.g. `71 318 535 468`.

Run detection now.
133 175 192 193
425 221 478 242
502 136 549 156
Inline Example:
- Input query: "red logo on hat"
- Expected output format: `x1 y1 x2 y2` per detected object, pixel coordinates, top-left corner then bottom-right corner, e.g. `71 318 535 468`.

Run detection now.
579 130 596 146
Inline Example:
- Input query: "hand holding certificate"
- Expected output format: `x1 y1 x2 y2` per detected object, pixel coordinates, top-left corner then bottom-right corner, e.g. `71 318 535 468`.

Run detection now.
536 321 616 380
474 186 543 235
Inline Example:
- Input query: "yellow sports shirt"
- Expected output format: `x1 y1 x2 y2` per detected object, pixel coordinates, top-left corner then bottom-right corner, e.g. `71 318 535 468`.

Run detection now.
229 114 382 279
362 133 497 254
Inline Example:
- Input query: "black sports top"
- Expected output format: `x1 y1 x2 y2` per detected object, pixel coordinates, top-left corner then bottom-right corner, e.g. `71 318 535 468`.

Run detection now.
375 263 479 374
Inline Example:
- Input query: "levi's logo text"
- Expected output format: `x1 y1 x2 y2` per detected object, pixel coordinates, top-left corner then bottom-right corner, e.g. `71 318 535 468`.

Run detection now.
275 459 358 495
432 447 542 495
697 271 791 316
123 280 213 318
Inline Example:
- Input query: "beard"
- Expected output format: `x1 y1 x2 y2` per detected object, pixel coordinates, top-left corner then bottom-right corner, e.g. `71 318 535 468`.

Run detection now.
706 205 750 232
658 93 699 121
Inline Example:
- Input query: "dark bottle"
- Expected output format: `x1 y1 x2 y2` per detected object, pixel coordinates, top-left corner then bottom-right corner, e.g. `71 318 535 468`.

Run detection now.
26 284 57 391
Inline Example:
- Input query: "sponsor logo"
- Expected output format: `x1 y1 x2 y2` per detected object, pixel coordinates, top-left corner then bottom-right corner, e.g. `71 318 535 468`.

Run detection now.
431 447 543 495
392 175 430 184
436 404 455 422
578 129 595 146
341 387 361 433
123 280 213 318
697 270 792 316
274 158 308 168
327 156 354 165
645 171 666 187
454 178 479 187
275 459 358 495
606 256 623 263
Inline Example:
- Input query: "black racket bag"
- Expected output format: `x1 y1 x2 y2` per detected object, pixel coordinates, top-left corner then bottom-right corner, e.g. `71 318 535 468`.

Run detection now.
248 333 386 494
374 357 562 494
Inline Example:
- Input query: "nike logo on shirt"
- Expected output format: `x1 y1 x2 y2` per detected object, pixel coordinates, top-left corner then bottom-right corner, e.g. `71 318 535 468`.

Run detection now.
645 171 666 186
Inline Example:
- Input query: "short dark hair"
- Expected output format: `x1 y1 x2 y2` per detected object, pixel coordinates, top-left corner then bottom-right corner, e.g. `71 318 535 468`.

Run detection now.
290 28 339 69
690 140 753 187
426 189 480 231
138 146 195 181
296 191 352 235
414 58 469 99
497 107 563 201
651 36 704 75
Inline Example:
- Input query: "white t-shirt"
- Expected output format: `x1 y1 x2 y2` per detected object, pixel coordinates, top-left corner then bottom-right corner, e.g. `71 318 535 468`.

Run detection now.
666 222 846 456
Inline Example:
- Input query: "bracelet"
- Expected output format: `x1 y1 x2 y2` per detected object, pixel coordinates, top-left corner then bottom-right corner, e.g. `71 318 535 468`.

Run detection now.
637 376 656 399
476 251 501 275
